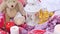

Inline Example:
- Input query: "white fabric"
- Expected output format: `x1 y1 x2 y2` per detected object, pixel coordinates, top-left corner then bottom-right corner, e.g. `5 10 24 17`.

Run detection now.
27 0 35 4
38 0 60 16
24 4 41 12
40 0 60 11
24 0 41 12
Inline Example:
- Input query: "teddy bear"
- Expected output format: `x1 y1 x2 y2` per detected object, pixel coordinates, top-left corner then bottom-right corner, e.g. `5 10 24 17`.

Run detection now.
0 0 26 25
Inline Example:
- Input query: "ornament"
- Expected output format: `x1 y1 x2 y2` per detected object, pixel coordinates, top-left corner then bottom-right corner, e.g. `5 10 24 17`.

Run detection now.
6 21 15 32
37 9 54 24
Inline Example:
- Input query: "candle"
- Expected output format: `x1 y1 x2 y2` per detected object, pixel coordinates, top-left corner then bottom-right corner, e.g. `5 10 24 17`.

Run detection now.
54 24 60 34
10 26 19 34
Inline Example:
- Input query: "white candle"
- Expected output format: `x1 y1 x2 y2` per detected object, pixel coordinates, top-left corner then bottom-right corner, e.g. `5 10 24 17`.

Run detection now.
54 24 60 34
10 26 19 34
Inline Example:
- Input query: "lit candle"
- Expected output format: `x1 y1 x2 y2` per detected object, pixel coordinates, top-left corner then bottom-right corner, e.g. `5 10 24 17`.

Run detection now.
54 24 60 34
10 26 19 34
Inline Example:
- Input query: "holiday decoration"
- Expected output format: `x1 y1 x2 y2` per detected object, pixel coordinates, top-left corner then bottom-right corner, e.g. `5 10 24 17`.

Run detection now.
0 13 5 28
6 21 15 32
37 9 54 24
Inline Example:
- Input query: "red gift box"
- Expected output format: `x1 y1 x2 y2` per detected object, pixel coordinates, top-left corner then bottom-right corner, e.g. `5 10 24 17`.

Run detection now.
0 13 5 28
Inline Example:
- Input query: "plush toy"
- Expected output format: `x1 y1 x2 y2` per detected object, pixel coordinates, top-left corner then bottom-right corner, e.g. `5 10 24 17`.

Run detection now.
0 0 26 24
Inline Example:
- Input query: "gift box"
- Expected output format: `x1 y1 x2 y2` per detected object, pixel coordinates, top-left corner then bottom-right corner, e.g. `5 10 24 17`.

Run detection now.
0 13 5 28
